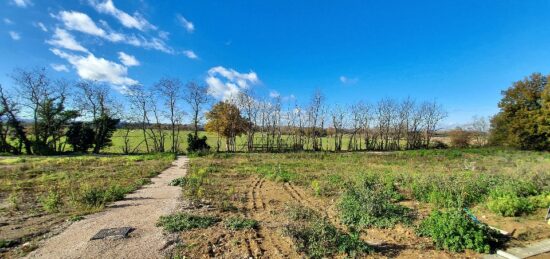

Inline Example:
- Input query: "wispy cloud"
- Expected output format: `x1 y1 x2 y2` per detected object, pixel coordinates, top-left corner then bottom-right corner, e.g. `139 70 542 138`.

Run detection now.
36 22 48 32
51 64 69 72
51 48 138 92
182 50 198 59
3 18 14 25
89 0 156 31
57 11 124 42
176 14 194 33
46 28 89 53
11 0 32 8
118 52 140 66
54 10 173 54
206 66 260 100
339 76 358 85
269 90 280 98
9 31 20 40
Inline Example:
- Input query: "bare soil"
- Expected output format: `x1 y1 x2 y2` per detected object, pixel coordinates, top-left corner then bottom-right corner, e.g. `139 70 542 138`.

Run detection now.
24 156 188 259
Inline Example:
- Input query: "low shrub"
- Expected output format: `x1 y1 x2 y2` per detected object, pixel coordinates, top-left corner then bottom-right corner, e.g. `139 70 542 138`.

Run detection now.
486 181 542 216
285 204 319 221
78 184 131 208
417 209 501 253
40 190 62 213
157 213 220 232
187 133 210 153
79 186 106 207
487 195 534 217
283 219 370 259
223 217 259 230
338 179 413 229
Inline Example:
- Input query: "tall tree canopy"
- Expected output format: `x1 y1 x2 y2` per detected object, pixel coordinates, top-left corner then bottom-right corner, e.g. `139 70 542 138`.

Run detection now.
489 73 550 150
205 101 249 152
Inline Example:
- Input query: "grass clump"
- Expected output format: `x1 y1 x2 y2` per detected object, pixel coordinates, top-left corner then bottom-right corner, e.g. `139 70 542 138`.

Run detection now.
78 184 132 208
169 177 186 187
417 209 501 253
157 213 220 232
283 204 371 258
223 217 259 230
338 179 413 229
40 190 62 213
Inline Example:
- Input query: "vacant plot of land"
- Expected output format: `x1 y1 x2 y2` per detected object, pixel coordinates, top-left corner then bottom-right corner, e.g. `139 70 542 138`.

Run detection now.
167 149 550 258
0 153 174 257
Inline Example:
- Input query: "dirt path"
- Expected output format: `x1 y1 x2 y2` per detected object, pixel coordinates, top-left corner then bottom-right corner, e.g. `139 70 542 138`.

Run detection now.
26 156 188 259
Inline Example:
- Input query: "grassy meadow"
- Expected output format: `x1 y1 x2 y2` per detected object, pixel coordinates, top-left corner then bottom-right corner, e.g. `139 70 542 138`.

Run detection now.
0 153 174 256
165 149 550 258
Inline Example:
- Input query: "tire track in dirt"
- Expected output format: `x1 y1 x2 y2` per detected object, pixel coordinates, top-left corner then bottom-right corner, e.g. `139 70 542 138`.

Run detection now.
245 177 296 258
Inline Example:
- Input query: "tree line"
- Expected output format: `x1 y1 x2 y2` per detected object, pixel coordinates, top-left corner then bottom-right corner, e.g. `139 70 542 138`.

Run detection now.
2 67 546 155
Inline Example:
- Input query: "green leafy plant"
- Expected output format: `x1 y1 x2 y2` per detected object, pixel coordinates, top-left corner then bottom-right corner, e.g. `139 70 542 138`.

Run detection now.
223 217 259 230
417 209 501 253
40 190 62 213
169 177 186 187
338 179 413 229
157 213 220 232
283 219 370 258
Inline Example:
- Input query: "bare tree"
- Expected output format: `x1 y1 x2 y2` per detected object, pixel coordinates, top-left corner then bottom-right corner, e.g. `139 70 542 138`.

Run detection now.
0 84 31 154
184 81 210 138
155 78 184 153
469 116 489 146
308 90 324 151
421 100 447 147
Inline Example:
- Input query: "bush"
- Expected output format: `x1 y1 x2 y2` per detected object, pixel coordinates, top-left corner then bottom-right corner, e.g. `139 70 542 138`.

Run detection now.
156 213 220 232
486 181 541 216
486 195 534 217
40 190 62 213
187 133 210 153
338 179 413 229
417 209 501 253
449 128 472 148
66 122 95 152
223 217 258 230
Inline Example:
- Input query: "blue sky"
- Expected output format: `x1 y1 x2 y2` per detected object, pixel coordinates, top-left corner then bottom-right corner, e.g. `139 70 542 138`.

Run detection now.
2 0 550 125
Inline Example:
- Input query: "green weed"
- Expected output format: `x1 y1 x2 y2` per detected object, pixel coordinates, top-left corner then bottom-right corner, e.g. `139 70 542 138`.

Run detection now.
157 213 220 232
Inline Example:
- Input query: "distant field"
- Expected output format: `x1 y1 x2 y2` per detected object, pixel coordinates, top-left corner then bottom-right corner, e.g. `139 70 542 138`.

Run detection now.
0 153 174 257
169 149 550 258
107 129 444 153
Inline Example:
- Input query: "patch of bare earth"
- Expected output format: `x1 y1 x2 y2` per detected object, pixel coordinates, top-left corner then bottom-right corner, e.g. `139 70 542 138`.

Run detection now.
24 156 188 259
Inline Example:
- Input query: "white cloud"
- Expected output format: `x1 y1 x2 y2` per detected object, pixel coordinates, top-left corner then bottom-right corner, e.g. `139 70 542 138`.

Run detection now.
11 0 32 8
57 11 123 42
205 66 260 100
269 90 280 98
89 0 156 31
3 18 13 25
55 11 172 53
182 50 198 59
51 48 138 92
36 22 48 32
51 64 69 72
339 76 358 84
9 31 20 40
176 14 194 33
47 28 89 53
118 52 139 66
158 30 169 40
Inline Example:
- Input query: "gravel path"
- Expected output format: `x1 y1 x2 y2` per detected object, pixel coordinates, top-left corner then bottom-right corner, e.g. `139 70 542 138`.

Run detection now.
26 156 188 259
